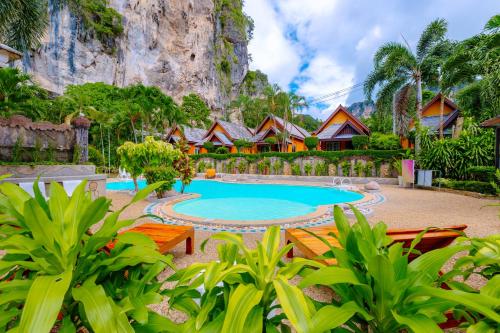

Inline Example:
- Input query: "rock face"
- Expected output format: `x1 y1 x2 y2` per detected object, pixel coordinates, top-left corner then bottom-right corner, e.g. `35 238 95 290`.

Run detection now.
348 100 375 119
22 0 249 111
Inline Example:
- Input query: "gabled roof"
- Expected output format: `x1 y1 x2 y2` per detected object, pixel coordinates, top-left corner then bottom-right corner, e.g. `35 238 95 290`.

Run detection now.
411 110 460 133
421 93 459 116
316 120 366 140
165 125 206 143
314 105 370 136
205 119 254 141
254 115 311 140
252 126 280 143
196 131 233 146
0 44 22 61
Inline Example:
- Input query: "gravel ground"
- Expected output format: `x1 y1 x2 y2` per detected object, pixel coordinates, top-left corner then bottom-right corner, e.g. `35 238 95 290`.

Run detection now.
108 183 499 329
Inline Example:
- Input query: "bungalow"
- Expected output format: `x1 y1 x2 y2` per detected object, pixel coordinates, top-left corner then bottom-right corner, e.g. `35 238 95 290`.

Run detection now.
313 105 370 151
196 119 254 153
402 93 461 148
252 115 310 152
0 44 22 68
165 125 206 154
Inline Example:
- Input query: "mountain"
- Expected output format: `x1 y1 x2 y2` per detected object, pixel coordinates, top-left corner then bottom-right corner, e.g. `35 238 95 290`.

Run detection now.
21 0 251 113
348 100 375 119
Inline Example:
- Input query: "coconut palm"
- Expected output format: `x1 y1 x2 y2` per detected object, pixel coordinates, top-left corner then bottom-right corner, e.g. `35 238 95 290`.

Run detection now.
0 68 46 115
0 0 48 51
364 18 448 152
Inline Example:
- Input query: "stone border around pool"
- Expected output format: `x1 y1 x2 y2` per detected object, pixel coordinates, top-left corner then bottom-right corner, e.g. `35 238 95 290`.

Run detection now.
142 180 386 232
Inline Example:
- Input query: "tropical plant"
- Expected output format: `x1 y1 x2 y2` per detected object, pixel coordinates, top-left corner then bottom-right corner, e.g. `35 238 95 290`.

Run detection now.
352 135 369 150
88 145 105 166
354 161 364 177
369 133 401 150
117 136 181 191
340 160 351 176
237 160 247 174
304 162 313 176
203 141 216 153
165 226 323 332
298 205 500 332
180 93 211 129
11 136 23 162
0 179 173 332
291 162 301 176
215 146 230 154
197 160 206 173
314 161 328 176
272 159 283 175
304 136 319 151
225 158 236 174
257 157 271 175
0 68 48 115
365 19 449 152
143 166 178 198
364 161 374 177
233 139 253 153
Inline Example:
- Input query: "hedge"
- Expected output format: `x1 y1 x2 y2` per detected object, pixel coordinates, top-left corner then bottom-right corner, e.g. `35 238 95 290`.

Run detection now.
466 166 497 182
352 135 369 150
435 178 497 195
191 149 406 164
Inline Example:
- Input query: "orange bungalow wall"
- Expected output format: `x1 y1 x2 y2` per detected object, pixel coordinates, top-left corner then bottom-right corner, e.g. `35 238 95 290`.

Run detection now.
253 117 307 152
170 127 198 155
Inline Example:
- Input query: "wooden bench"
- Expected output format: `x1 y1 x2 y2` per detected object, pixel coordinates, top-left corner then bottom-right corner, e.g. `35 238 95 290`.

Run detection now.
121 223 195 254
285 225 467 265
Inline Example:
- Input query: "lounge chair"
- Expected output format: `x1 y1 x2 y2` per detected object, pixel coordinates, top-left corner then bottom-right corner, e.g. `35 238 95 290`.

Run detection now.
62 180 82 196
19 182 47 198
116 223 194 254
285 224 467 265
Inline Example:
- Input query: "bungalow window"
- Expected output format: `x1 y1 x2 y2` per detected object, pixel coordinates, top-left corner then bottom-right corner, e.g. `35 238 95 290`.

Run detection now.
194 147 200 154
325 142 340 151
292 144 296 152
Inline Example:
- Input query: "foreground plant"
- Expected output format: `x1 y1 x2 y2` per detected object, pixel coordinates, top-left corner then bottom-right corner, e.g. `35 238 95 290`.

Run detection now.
0 180 173 332
297 206 500 332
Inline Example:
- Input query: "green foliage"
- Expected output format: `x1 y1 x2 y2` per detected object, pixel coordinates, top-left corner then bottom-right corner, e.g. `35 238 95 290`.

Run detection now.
293 114 321 133
72 144 82 164
117 136 181 191
257 157 271 175
237 160 247 173
12 136 23 162
165 226 322 332
369 133 401 150
352 135 370 150
0 180 173 332
466 166 497 183
197 160 206 173
435 178 497 195
203 141 216 153
340 160 351 176
144 166 178 198
304 162 312 176
299 205 500 332
291 162 301 176
272 159 283 174
419 128 494 179
173 139 195 194
225 158 236 173
215 146 230 154
88 145 105 166
180 94 211 129
364 161 374 177
264 137 277 145
233 138 252 152
32 138 43 162
392 159 402 176
46 141 56 162
314 161 328 176
354 161 364 177
304 136 319 151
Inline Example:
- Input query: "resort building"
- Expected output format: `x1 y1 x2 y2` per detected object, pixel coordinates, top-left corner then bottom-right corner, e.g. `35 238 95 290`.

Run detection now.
402 93 461 148
165 125 207 154
0 44 22 68
252 115 310 152
313 105 370 151
196 119 254 153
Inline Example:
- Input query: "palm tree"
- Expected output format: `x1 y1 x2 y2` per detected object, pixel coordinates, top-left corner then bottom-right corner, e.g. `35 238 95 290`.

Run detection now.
0 0 48 51
364 19 448 153
0 68 46 116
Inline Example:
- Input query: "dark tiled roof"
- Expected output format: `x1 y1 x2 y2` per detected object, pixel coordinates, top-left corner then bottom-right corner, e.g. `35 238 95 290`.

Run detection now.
316 124 341 140
218 120 254 140
272 116 311 139
182 125 206 142
419 110 459 132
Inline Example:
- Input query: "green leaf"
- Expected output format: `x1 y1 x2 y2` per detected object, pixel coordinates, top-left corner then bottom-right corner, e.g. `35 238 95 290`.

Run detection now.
273 276 312 333
19 270 72 333
221 284 263 333
299 266 364 288
58 316 76 333
392 311 442 333
244 306 263 333
311 302 371 333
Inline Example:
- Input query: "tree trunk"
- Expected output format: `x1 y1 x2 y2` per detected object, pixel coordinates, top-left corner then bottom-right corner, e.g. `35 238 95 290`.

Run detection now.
392 93 397 135
439 93 445 139
414 72 423 154
100 124 105 170
131 120 138 143
133 177 139 192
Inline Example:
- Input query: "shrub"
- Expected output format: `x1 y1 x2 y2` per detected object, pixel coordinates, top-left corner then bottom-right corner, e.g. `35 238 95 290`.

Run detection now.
304 136 319 150
291 162 301 175
340 160 351 176
12 136 23 162
72 144 82 164
354 161 364 176
225 158 236 173
364 161 374 177
88 145 105 166
352 135 369 150
233 138 253 152
203 141 216 153
215 146 230 154
466 166 497 182
314 161 328 176
392 158 402 176
46 141 56 162
272 159 283 174
0 180 173 332
197 160 206 172
435 178 497 195
264 137 277 145
173 139 195 193
237 160 247 173
143 166 178 198
304 162 312 176
369 132 401 150
32 138 43 162
257 157 271 174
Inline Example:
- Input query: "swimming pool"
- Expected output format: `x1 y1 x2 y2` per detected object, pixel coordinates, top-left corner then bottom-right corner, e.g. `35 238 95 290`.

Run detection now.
107 179 363 221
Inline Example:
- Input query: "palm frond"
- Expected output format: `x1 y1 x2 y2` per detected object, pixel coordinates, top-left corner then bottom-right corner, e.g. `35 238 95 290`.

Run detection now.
416 18 448 62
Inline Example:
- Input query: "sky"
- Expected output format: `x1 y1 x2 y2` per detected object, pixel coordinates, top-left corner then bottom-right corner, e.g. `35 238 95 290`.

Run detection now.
243 0 499 120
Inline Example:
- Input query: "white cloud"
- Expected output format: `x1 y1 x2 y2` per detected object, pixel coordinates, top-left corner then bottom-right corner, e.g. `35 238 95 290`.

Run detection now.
296 55 355 119
356 25 382 51
244 0 301 88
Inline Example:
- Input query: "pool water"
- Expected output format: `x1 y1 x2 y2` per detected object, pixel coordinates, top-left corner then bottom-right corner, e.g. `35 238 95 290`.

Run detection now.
107 180 363 221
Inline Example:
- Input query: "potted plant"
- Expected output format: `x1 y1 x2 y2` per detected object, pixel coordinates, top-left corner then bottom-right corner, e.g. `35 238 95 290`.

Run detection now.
393 159 403 186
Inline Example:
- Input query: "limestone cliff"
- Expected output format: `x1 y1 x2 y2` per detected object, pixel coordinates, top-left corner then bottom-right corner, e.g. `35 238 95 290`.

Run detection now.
22 0 250 112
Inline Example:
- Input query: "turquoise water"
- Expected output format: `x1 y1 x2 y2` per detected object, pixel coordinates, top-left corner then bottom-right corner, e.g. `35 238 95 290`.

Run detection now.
106 180 363 221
